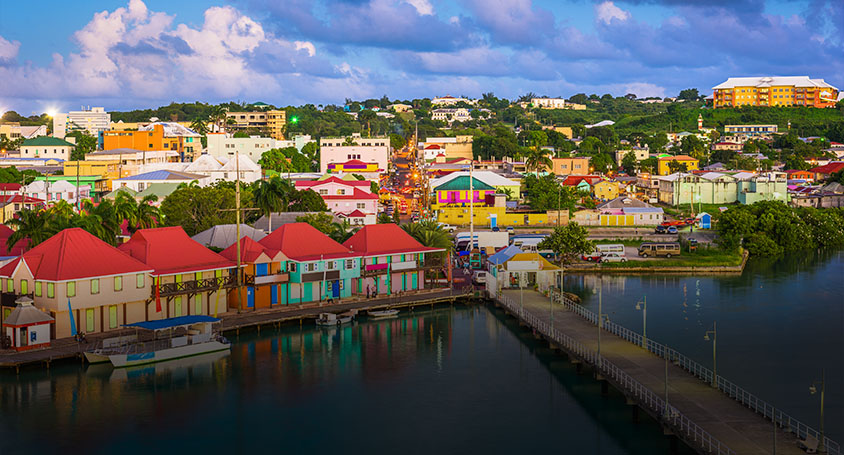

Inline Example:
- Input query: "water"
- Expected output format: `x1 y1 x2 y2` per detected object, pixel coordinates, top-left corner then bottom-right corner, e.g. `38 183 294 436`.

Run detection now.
0 306 692 455
566 249 844 442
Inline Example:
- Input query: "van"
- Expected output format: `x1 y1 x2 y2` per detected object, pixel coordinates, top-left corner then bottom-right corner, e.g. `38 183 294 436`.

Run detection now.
638 242 681 258
472 271 487 285
596 244 625 255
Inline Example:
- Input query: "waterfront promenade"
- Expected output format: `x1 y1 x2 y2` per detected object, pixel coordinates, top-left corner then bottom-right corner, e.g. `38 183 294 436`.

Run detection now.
495 289 837 455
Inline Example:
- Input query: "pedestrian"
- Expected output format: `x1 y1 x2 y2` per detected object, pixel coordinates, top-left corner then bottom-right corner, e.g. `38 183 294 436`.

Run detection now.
366 285 371 299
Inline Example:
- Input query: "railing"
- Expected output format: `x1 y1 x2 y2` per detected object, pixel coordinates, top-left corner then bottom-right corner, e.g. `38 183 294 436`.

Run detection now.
547 290 841 455
153 275 248 298
497 293 735 455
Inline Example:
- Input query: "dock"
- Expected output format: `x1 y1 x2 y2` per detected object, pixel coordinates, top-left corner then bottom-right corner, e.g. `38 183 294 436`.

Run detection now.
493 289 839 455
0 287 477 372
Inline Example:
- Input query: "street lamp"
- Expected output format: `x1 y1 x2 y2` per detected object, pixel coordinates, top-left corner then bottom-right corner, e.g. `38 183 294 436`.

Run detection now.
594 276 610 358
704 322 717 388
635 295 647 348
809 369 826 453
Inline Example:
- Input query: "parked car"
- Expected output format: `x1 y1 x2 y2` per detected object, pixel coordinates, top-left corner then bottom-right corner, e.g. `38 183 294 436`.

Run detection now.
472 271 487 285
598 252 627 263
667 226 678 234
506 226 515 235
438 223 456 233
655 225 668 234
492 226 500 232
581 251 602 262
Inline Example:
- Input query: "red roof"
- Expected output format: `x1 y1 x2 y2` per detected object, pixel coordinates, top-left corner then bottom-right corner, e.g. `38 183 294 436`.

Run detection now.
0 225 29 256
343 209 370 217
0 183 22 191
259 222 355 261
424 144 441 150
0 194 44 204
321 188 378 200
295 176 371 188
329 159 377 167
342 224 443 256
118 226 234 275
809 162 844 175
562 175 602 186
220 236 272 263
0 228 152 281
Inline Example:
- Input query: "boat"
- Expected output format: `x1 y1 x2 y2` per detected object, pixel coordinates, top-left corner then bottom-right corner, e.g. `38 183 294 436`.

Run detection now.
84 315 231 368
316 312 354 326
367 309 399 319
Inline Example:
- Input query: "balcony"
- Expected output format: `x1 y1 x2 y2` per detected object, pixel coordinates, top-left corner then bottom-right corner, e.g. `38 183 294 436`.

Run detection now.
153 274 252 298
360 256 445 276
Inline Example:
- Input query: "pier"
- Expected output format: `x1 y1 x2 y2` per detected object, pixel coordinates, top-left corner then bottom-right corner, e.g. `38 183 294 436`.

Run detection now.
493 289 839 455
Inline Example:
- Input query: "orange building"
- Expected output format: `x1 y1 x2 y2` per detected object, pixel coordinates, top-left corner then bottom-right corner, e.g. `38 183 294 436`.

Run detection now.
103 124 167 151
712 76 839 109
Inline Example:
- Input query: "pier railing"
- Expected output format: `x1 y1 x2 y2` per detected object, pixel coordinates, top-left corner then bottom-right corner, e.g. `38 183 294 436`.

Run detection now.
548 290 841 455
498 294 735 455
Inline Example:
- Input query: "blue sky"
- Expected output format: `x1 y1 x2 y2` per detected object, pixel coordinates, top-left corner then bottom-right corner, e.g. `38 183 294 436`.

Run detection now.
0 0 842 114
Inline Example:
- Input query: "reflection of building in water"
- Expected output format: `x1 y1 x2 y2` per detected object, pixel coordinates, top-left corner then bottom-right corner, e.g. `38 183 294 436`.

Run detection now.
577 274 629 294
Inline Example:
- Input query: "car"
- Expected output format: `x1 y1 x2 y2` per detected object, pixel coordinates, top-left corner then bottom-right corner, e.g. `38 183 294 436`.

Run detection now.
667 226 678 234
472 271 487 285
655 225 668 234
581 252 602 262
506 226 515 235
598 252 627 263
438 223 456 233
492 226 500 232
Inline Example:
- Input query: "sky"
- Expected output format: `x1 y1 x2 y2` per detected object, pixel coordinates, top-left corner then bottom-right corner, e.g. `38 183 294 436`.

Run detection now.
0 0 842 115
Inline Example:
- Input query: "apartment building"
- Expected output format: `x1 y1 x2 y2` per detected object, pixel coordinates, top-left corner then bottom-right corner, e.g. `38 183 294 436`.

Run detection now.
20 137 75 161
723 125 778 137
712 76 839 108
225 110 287 140
53 107 111 139
432 108 471 123
319 134 389 173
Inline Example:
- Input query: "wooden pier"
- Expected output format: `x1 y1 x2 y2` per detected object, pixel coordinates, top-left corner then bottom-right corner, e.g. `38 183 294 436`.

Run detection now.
493 289 838 455
0 288 477 372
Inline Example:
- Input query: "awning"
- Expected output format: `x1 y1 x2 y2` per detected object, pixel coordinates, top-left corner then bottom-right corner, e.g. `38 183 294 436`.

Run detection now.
124 315 220 331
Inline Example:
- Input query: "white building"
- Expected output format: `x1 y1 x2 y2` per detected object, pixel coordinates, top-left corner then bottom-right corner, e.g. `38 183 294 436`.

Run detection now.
295 176 379 225
20 137 75 161
319 134 389 173
432 96 476 106
206 134 279 163
53 107 111 139
24 179 91 204
432 108 471 123
531 98 567 109
113 169 211 192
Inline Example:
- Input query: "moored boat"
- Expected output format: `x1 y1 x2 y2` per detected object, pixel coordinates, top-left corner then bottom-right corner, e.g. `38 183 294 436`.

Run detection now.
316 312 354 326
367 309 399 319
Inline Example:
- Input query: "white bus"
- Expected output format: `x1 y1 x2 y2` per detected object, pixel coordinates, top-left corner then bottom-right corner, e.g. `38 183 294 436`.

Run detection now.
596 244 625 256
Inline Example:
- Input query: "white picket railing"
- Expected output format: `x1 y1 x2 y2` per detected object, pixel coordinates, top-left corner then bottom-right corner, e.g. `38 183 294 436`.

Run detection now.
542 290 840 455
498 293 736 455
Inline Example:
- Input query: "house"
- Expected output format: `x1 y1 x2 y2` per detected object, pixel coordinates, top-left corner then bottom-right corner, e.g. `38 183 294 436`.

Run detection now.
259 223 360 304
574 197 664 226
785 170 815 182
23 180 91 205
549 157 591 175
433 176 496 206
593 180 620 201
430 171 521 200
432 108 471 123
387 103 412 113
432 96 476 106
658 171 787 206
484 252 561 295
614 148 649 166
711 142 743 151
342 224 445 296
418 136 474 161
3 296 55 351
294 176 378 225
220 236 289 309
112 169 210 192
118 227 236 318
20 137 75 161
319 134 389 173
0 194 44 223
657 155 700 175
0 183 21 196
0 123 47 141
0 228 154 339
809 162 844 181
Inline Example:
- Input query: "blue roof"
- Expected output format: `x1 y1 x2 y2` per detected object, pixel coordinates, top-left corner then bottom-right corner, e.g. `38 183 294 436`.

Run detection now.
125 315 220 330
488 245 524 265
622 207 664 214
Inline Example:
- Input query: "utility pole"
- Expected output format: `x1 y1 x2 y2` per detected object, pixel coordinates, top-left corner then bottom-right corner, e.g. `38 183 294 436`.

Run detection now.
235 154 242 313
469 163 474 267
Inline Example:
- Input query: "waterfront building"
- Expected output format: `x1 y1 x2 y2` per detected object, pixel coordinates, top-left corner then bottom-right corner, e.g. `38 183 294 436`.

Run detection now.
221 236 289 309
294 176 378 225
118 227 235 320
0 228 153 339
342 224 445 295
485 252 561 294
259 223 360 304
52 107 111 139
3 297 55 351
657 171 788 206
319 134 389 173
712 76 839 108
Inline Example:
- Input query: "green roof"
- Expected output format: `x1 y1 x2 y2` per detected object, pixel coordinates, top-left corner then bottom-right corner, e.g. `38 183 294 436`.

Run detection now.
136 182 181 199
434 176 495 192
22 136 75 147
103 186 138 199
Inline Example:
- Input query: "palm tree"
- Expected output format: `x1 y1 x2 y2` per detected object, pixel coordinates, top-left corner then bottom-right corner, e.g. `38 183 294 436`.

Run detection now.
524 147 552 174
190 116 210 136
328 220 355 243
253 176 293 233
135 195 161 231
6 209 51 250
402 221 452 251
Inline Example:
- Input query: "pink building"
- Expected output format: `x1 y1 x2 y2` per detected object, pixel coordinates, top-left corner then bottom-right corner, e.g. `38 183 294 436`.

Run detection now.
295 177 379 225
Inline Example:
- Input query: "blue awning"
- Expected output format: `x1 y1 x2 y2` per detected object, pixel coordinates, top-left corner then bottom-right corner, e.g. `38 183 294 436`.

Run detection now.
124 315 220 331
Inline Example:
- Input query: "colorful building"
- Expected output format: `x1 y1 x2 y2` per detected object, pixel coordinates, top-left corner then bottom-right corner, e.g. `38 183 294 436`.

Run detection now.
549 157 591 175
592 180 620 201
657 155 699 175
104 123 202 161
712 76 839 108
221 236 289 310
342 224 444 296
433 176 495 206
295 176 378 225
118 227 236 319
0 228 154 339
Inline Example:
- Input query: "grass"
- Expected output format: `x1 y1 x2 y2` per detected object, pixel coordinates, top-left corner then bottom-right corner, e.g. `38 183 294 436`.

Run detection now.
598 247 743 269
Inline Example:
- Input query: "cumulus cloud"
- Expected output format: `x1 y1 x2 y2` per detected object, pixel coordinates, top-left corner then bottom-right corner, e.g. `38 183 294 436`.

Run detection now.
0 36 21 65
595 1 631 24
404 0 434 16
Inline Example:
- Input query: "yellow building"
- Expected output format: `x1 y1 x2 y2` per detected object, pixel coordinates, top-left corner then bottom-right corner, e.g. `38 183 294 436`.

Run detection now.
63 160 128 192
712 76 839 109
592 180 619 200
267 110 287 140
658 155 699 175
436 205 555 227
549 157 590 175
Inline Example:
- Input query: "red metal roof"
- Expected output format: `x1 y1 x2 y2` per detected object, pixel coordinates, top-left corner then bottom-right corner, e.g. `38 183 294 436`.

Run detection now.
321 188 379 200
0 228 152 281
0 183 22 191
342 224 443 257
0 194 44 204
343 209 370 217
809 162 844 175
118 226 235 275
0 225 29 256
220 236 271 263
259 222 356 261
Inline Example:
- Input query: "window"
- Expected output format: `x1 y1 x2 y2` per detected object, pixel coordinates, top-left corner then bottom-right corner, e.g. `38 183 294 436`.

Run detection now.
319 189 328 195
114 276 123 291
136 274 145 288
91 279 99 294
305 263 317 272
67 281 76 297
108 305 118 329
35 281 42 297
20 279 28 295
5 278 12 293
357 203 366 209
326 261 337 270
337 189 345 195
344 259 354 269
47 283 54 298
287 262 297 272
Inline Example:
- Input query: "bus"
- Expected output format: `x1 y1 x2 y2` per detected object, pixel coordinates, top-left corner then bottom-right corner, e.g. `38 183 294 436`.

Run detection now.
638 242 681 258
596 244 625 255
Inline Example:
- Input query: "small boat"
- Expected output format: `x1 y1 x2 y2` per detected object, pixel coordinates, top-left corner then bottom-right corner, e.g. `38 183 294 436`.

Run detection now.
85 316 230 368
368 309 399 319
316 312 353 326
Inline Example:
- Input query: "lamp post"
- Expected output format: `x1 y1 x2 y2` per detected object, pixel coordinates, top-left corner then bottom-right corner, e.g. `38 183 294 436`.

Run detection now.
704 322 717 388
595 276 609 358
809 369 826 453
635 295 647 349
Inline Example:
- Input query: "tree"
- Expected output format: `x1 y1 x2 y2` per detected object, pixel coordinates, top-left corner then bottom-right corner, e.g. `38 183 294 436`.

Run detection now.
392 208 401 224
523 174 577 212
537 222 594 264
680 135 707 161
259 147 311 173
377 213 392 224
390 133 406 150
66 131 97 161
524 147 553 174
639 157 658 174
568 93 588 105
678 88 700 101
296 212 335 235
667 160 689 173
6 209 53 250
253 176 292 232
289 189 328 212
358 110 377 137
161 184 246 236
403 221 451 251
621 152 638 175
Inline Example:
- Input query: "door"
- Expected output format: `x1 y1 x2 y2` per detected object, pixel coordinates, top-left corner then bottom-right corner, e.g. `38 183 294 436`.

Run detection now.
85 308 95 332
108 306 118 329
247 287 255 308
412 273 418 290
332 280 340 298
402 273 407 291
19 327 27 347
175 297 183 317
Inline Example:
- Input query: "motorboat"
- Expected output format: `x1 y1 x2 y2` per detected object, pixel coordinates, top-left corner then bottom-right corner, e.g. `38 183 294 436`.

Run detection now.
367 309 399 319
84 315 230 368
316 312 354 326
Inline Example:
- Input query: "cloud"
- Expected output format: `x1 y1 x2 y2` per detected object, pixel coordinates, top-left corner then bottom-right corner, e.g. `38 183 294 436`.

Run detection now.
404 0 434 16
0 36 21 65
595 1 631 24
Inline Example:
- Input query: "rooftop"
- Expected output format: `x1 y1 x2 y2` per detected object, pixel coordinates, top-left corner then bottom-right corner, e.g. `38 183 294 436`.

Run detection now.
118 226 234 275
259 222 354 261
342 224 442 256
